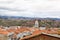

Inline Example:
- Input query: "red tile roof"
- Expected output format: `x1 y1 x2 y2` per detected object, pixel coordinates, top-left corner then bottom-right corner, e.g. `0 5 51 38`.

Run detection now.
0 27 59 40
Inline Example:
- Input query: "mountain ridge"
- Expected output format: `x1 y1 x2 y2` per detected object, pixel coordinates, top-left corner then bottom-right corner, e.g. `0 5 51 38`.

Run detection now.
0 15 60 20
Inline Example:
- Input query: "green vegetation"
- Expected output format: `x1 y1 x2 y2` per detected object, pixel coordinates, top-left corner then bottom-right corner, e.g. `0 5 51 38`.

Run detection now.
0 19 60 28
0 19 34 27
39 20 60 28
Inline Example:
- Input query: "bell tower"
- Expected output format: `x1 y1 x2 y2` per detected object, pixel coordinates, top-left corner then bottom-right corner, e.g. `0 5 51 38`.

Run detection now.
34 20 39 28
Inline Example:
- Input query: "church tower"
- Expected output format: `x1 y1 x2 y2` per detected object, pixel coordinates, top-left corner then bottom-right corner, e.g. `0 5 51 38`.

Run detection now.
34 20 39 28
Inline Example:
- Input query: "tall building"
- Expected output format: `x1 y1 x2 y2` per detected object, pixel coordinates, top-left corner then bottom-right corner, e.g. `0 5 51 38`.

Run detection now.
34 20 39 28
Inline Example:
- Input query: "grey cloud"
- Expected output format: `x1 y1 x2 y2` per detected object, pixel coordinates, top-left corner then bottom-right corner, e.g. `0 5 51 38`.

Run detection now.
0 0 15 4
0 0 60 18
32 11 60 18
0 7 27 12
0 1 13 4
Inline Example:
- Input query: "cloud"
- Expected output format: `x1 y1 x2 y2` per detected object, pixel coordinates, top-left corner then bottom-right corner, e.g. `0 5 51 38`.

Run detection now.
0 7 27 12
0 0 60 18
0 0 15 4
0 9 34 17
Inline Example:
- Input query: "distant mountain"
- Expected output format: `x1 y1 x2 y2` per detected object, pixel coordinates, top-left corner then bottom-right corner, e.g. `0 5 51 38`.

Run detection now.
0 15 60 20
0 16 35 20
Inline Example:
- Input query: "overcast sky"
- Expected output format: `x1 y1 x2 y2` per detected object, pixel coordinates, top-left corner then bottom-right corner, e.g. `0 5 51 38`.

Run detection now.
0 0 60 18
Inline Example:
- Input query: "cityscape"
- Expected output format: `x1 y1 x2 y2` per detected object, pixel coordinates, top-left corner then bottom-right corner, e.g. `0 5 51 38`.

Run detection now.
0 0 60 40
